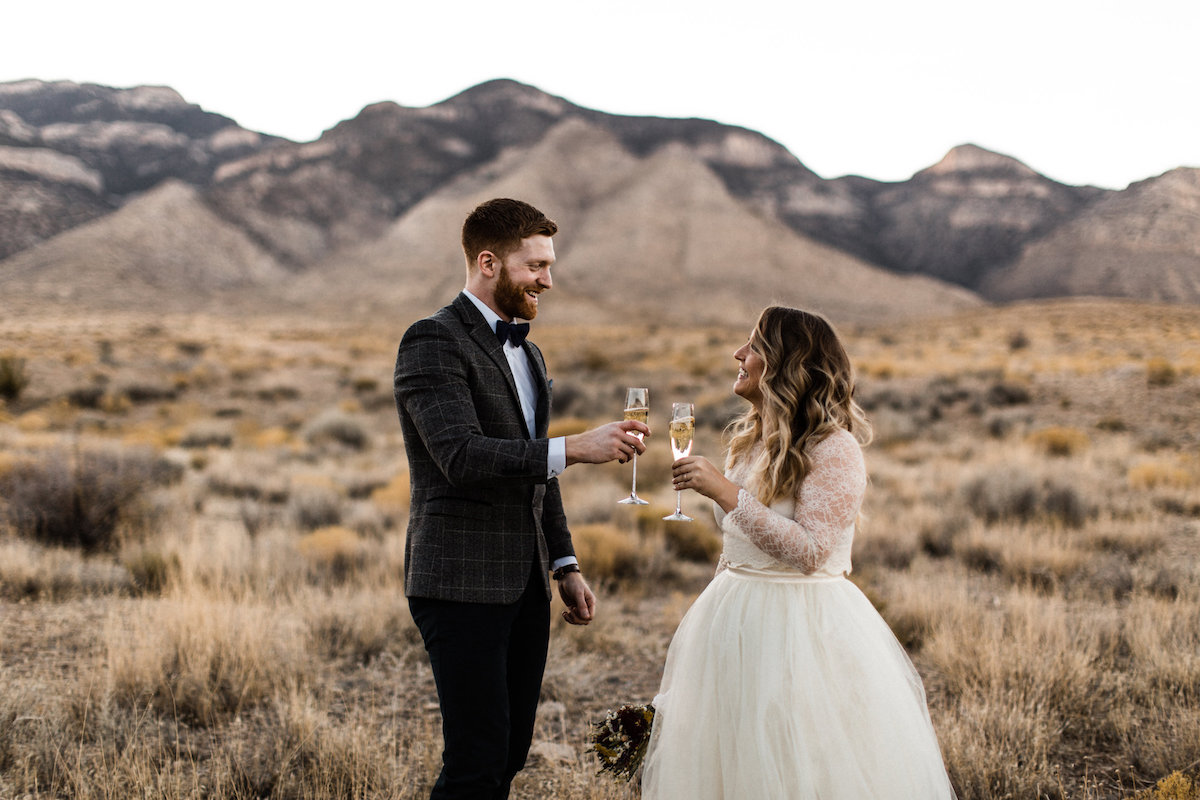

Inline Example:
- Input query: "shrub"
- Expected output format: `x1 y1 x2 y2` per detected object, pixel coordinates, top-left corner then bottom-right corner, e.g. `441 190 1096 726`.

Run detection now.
961 468 1092 528
0 353 30 401
179 421 235 449
251 426 295 449
288 483 344 531
857 359 897 379
1026 426 1090 457
207 470 290 503
918 527 954 559
342 501 388 538
631 504 672 538
256 384 302 402
15 411 50 432
571 523 643 582
304 410 370 451
1134 771 1199 800
176 340 207 358
343 474 391 500
0 447 179 550
986 381 1032 406
307 590 419 664
1146 358 1178 387
1128 460 1194 490
918 512 972 559
297 526 365 581
119 382 178 403
868 407 920 447
123 548 179 595
370 472 410 517
985 414 1018 439
663 521 721 562
66 385 105 409
578 348 614 371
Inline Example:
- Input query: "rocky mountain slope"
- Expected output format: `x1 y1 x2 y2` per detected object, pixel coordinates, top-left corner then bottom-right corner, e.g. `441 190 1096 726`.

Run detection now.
1 77 1197 318
0 80 282 262
288 119 980 325
1 180 288 313
981 167 1200 302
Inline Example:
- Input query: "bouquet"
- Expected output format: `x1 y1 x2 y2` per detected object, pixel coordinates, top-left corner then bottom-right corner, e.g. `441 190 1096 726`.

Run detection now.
590 703 655 782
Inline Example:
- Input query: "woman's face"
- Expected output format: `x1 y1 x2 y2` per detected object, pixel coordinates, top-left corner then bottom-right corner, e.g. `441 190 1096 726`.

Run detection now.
733 337 765 406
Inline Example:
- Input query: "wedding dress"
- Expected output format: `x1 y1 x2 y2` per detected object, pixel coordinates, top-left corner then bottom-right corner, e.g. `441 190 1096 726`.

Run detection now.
641 429 956 799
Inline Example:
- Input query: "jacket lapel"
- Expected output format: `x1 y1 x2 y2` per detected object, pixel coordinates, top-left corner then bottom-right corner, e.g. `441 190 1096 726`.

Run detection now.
525 342 551 437
454 293 527 428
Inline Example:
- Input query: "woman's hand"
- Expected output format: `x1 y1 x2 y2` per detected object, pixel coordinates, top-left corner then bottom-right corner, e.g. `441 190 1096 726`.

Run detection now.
671 456 741 513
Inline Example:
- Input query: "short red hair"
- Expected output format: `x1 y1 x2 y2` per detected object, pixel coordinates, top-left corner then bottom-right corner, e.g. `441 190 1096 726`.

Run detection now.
461 198 558 263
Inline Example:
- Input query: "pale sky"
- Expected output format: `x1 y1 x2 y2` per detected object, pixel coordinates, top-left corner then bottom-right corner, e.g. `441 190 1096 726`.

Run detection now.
5 0 1198 190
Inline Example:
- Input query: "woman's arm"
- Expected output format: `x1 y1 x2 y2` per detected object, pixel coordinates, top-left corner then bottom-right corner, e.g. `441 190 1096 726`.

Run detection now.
714 432 867 573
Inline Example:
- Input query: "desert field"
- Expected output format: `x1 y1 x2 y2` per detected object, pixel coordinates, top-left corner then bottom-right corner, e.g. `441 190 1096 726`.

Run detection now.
2 298 1200 799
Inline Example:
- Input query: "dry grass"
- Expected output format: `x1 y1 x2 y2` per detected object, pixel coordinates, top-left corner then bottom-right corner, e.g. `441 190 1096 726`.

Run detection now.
3 299 1200 798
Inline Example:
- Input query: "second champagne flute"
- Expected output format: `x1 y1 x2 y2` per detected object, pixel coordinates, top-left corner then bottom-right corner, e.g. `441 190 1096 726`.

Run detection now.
617 387 649 505
664 402 694 521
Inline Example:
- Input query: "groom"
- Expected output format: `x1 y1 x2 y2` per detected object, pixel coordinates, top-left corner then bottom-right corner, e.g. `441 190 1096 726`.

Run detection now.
394 198 649 800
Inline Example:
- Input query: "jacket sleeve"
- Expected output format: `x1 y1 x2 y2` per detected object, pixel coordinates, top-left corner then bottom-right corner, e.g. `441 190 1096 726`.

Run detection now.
542 477 574 561
394 316 550 489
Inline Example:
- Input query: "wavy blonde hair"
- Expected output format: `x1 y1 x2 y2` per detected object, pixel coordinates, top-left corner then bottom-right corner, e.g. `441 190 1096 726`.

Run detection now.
725 306 872 505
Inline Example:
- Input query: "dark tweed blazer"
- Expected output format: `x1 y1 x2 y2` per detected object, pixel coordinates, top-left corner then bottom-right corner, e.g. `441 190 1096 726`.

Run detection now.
393 293 572 603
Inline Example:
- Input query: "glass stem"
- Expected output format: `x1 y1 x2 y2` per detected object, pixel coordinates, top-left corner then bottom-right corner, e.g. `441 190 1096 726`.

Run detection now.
675 489 682 515
630 453 639 495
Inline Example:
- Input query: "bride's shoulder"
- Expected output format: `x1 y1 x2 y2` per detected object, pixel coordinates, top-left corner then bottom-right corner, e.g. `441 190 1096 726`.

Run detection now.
810 428 865 468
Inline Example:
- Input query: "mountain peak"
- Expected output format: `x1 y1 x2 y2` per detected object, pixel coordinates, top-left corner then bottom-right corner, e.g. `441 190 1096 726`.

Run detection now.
448 78 554 100
113 85 189 112
921 144 1040 179
440 78 572 116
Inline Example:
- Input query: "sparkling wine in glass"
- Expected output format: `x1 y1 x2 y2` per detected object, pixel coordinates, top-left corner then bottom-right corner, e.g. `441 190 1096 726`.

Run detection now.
664 402 694 521
617 388 650 505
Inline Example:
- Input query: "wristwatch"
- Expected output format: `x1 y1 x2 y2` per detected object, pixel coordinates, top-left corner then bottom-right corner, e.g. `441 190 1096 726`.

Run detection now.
552 563 581 581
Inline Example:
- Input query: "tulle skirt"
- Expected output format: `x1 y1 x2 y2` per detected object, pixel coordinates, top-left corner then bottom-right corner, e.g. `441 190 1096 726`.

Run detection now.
641 566 956 799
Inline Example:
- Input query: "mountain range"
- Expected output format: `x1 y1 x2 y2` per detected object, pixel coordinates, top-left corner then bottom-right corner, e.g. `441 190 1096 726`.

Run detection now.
2 78 1197 325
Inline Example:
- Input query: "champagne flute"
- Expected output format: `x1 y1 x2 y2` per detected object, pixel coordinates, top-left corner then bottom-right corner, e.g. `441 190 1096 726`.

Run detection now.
663 402 694 521
617 388 649 505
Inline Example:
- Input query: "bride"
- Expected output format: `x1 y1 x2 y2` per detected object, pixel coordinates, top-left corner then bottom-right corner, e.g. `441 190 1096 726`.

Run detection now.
640 306 956 799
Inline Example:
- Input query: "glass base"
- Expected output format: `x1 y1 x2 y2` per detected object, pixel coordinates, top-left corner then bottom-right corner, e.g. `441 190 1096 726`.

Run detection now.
618 494 650 506
663 512 693 521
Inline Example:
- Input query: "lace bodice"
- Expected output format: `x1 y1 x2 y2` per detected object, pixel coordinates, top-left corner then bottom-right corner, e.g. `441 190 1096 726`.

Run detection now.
714 428 866 576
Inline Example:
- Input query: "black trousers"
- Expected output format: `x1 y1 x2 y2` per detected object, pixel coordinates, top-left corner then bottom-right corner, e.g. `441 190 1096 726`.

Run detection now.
408 564 551 800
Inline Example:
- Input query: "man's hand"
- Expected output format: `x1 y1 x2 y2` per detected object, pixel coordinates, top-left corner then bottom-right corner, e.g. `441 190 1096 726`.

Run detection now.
557 571 596 625
565 420 650 466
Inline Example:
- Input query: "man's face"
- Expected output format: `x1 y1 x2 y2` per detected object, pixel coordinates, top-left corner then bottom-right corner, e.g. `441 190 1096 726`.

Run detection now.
492 234 555 321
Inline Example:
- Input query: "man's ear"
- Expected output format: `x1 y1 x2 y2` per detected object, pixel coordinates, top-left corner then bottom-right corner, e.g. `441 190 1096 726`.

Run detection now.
477 250 498 277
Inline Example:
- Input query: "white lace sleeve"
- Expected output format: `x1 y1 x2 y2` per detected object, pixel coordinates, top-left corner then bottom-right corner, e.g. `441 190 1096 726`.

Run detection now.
723 430 867 573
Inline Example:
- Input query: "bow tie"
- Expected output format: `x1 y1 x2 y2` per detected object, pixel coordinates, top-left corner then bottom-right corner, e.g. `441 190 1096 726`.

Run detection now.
495 319 530 346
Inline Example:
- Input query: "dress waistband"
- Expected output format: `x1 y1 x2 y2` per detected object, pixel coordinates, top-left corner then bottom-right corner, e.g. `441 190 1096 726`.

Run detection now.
724 563 847 583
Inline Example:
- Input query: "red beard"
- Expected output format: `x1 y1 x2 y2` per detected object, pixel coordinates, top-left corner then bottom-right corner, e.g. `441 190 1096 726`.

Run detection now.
495 264 539 320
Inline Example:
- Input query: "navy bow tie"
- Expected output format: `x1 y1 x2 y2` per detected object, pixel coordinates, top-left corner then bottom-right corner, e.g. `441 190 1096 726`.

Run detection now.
495 319 530 346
